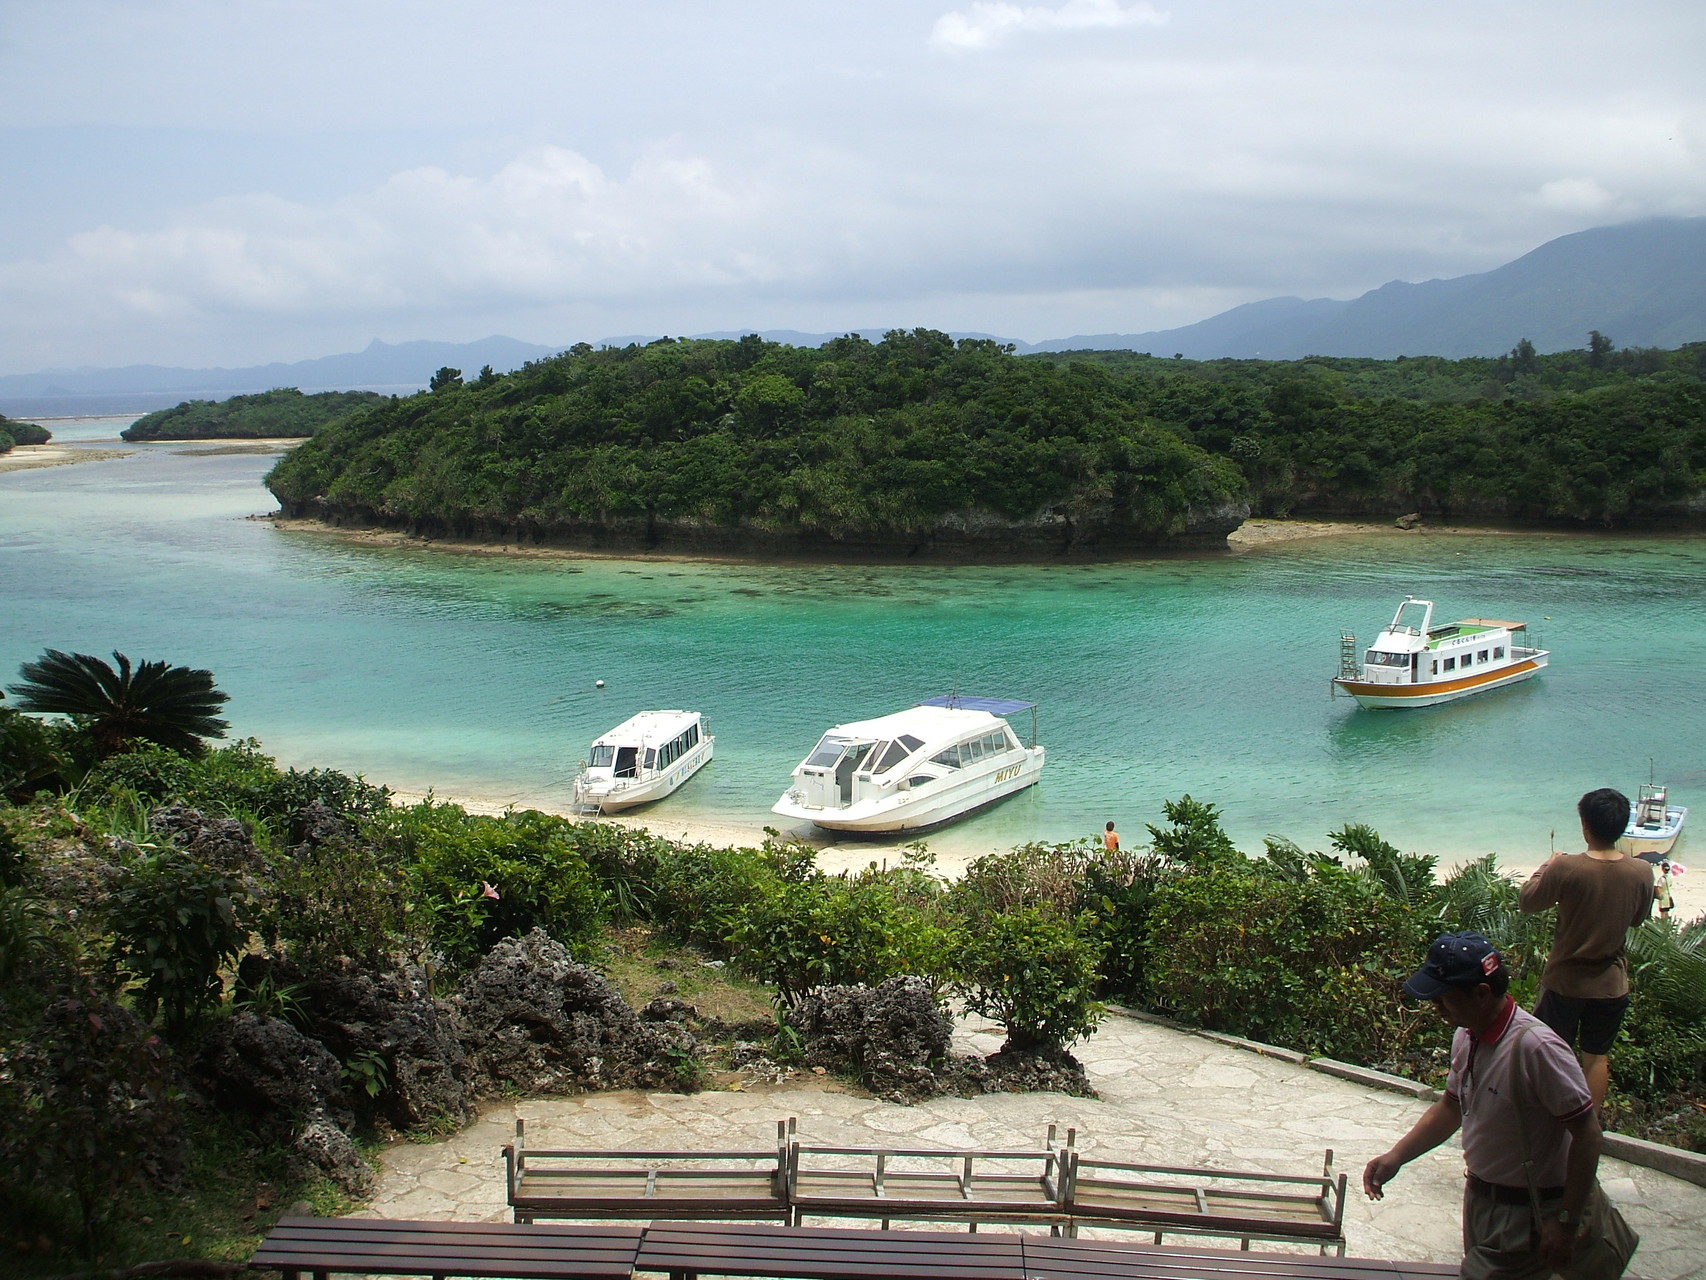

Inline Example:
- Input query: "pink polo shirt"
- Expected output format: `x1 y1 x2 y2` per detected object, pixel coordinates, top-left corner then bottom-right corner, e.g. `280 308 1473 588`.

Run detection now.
1444 998 1593 1187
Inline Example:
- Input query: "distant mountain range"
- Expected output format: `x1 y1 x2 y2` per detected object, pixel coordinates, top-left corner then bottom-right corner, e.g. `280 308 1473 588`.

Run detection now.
4 216 1702 417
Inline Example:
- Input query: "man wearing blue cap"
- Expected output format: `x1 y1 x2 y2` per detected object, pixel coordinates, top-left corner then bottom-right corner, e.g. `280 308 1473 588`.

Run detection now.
1363 932 1613 1279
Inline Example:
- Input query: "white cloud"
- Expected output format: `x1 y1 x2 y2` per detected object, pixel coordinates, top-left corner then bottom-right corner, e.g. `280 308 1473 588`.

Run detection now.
931 0 1166 51
1535 177 1617 214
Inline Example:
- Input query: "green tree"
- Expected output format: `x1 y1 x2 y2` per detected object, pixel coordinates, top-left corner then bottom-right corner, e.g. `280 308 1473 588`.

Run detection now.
429 366 463 392
7 650 230 759
1587 330 1615 369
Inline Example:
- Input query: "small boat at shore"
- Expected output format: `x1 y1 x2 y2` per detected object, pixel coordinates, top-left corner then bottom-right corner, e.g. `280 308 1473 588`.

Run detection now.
1333 597 1549 709
1618 781 1686 857
570 710 712 813
771 695 1045 834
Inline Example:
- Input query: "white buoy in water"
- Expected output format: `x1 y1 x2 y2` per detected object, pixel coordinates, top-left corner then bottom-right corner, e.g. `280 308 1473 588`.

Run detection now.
595 679 605 688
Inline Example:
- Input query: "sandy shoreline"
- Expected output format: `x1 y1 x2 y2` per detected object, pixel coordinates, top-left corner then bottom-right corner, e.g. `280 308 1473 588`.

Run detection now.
273 512 1450 563
387 786 1703 919
0 443 136 473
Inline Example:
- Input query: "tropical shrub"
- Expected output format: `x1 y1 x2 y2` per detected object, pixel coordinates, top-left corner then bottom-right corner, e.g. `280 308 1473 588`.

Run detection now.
0 701 80 800
1616 917 1706 1096
730 866 949 1006
1144 862 1436 1063
7 649 230 759
953 906 1107 1052
106 846 250 1035
1146 794 1244 868
638 837 793 948
0 978 185 1254
379 802 607 967
1426 853 1554 993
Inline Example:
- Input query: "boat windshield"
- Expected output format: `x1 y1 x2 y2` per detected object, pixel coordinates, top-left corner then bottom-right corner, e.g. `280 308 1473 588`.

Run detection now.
806 735 869 767
588 744 615 768
870 734 925 775
1365 650 1409 668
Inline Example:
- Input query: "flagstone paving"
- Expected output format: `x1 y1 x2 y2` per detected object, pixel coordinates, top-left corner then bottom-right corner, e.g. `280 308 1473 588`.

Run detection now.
360 1010 1706 1279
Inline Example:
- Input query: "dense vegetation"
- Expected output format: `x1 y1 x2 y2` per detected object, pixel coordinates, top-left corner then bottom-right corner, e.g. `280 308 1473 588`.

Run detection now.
0 413 50 453
3 659 1703 1273
1028 337 1706 523
265 332 1706 556
266 332 1249 556
122 388 383 442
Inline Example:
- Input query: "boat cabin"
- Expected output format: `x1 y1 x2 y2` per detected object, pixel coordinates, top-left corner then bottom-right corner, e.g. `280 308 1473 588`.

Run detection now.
587 713 703 779
787 705 1025 812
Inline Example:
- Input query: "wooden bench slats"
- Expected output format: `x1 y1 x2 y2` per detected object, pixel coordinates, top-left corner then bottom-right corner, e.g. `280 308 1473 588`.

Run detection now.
635 1222 1026 1279
252 1217 1456 1280
250 1217 642 1278
1019 1238 1448 1280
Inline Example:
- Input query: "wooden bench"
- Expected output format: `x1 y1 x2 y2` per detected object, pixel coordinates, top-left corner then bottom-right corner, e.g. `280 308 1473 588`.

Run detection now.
504 1117 792 1224
1020 1235 1457 1280
786 1124 1072 1229
1059 1150 1348 1255
634 1220 1026 1280
248 1216 642 1279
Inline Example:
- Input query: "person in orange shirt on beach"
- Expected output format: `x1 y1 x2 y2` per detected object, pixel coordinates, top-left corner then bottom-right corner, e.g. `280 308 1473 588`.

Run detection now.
1102 821 1120 853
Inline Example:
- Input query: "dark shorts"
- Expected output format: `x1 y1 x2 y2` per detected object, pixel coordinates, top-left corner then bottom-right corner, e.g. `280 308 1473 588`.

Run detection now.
1534 988 1630 1056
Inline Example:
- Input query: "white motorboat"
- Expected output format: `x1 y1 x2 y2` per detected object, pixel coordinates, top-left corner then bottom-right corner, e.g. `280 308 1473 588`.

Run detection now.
1618 781 1686 857
571 710 712 813
1333 597 1549 708
771 695 1045 835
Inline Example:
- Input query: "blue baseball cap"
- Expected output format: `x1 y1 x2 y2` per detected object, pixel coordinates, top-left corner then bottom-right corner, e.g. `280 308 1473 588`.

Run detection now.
1403 932 1506 1000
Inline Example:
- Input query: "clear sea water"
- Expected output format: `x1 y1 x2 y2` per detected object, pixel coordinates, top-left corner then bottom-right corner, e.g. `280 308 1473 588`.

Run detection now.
3 418 1702 867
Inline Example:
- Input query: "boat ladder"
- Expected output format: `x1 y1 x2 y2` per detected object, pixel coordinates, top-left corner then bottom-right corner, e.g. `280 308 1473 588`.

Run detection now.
1338 633 1359 681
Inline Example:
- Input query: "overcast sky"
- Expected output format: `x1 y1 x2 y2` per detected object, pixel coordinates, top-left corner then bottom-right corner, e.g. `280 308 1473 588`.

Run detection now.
2 0 1702 373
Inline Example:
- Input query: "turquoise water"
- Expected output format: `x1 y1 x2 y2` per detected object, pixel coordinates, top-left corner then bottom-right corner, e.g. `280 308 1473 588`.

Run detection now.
3 438 1703 864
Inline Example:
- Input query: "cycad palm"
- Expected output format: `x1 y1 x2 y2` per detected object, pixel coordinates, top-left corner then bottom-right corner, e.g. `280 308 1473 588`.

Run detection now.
8 649 230 757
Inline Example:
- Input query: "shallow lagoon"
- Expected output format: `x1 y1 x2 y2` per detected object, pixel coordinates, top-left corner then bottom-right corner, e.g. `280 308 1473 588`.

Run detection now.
2 437 1702 865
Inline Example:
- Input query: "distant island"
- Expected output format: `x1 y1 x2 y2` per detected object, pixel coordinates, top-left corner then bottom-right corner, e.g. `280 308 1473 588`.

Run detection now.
0 414 50 454
264 331 1706 558
121 387 382 441
266 336 1248 557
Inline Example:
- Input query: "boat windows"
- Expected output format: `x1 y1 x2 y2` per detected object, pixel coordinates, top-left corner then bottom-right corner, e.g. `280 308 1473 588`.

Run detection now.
1365 650 1409 668
589 744 615 768
873 739 914 775
1443 657 1456 671
614 746 639 778
655 722 701 770
1478 650 1489 663
903 774 937 790
644 749 657 769
1494 646 1505 660
806 736 854 768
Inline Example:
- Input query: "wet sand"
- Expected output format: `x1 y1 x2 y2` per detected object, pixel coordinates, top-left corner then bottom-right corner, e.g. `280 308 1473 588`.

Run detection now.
0 443 135 473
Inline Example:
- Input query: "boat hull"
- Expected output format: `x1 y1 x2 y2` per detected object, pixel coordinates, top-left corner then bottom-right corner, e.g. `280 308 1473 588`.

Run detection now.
1335 656 1547 709
772 748 1045 834
574 741 713 813
1618 806 1686 857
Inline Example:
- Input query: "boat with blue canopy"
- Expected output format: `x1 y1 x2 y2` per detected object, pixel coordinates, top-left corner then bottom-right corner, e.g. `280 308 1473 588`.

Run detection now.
771 694 1045 834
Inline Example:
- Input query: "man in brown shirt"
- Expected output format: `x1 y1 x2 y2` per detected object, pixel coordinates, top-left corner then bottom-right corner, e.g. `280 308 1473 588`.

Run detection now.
1520 787 1656 1107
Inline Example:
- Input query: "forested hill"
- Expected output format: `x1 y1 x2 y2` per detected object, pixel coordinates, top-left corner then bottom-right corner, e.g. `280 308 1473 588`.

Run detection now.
265 332 1251 558
122 387 382 441
1026 339 1706 524
266 331 1706 558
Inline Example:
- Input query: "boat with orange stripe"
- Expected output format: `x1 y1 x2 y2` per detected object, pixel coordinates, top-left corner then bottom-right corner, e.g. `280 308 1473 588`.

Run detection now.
1332 597 1549 709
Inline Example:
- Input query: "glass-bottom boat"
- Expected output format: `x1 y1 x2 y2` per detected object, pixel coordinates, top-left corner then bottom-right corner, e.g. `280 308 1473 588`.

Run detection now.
771 695 1045 834
1333 597 1549 708
570 710 712 813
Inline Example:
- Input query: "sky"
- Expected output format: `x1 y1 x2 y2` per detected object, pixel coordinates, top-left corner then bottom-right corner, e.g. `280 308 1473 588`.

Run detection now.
2 0 1703 374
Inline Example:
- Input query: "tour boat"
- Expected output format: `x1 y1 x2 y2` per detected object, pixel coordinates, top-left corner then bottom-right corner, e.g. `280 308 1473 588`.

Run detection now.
570 710 712 813
1618 782 1686 857
771 695 1045 834
1332 597 1549 709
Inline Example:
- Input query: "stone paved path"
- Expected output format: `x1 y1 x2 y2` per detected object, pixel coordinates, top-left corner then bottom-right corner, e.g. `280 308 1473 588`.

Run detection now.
361 1011 1706 1279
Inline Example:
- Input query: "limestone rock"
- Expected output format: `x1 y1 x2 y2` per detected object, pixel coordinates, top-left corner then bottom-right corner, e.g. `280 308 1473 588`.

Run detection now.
453 928 701 1094
149 802 267 875
294 1113 374 1197
296 963 475 1131
788 976 956 1101
199 1010 353 1133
